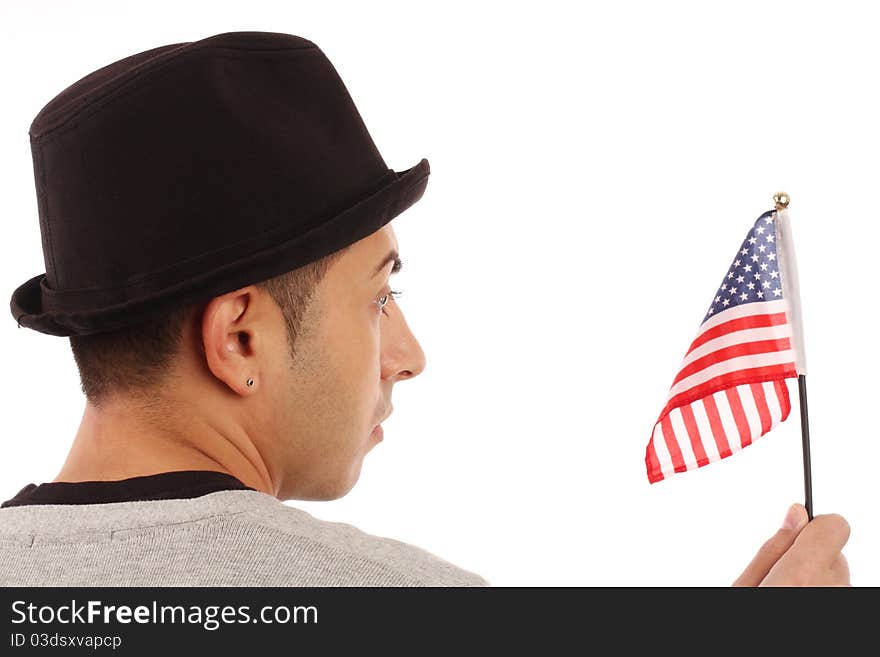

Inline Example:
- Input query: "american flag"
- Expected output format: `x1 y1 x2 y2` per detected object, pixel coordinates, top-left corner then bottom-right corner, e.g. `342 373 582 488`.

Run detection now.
646 208 805 483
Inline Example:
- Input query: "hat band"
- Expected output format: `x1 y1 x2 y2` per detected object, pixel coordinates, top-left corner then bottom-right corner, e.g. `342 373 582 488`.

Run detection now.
35 162 427 316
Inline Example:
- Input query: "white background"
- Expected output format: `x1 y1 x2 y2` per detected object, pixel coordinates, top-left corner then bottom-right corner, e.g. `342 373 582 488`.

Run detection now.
1 1 877 586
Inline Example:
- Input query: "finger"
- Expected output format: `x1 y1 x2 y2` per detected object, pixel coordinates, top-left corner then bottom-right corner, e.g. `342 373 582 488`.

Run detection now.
733 503 809 586
829 553 850 586
788 513 851 568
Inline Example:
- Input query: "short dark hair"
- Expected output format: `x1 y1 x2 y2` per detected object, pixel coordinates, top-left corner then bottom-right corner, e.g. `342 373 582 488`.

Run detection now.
69 247 349 407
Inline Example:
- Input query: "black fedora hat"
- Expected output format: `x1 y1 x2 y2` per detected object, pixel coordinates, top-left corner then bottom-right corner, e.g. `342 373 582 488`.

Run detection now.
10 31 430 337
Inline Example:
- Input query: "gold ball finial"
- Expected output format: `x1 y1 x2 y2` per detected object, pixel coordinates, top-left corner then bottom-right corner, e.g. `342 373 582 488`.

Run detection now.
773 191 790 210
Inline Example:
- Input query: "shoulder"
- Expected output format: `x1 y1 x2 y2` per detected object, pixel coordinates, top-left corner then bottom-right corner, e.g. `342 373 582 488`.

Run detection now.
236 492 490 587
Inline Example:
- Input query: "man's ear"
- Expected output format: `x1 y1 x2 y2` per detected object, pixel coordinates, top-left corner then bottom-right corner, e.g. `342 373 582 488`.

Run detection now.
200 288 261 396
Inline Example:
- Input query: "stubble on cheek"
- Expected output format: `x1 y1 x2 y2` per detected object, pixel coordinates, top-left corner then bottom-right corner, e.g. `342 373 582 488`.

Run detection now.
285 288 382 495
294 329 373 481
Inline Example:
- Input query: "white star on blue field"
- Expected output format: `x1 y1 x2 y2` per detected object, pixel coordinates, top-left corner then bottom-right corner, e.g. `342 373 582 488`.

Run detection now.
703 210 783 323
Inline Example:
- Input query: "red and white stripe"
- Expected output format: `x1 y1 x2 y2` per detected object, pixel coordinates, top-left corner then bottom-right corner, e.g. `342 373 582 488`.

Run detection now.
646 299 796 483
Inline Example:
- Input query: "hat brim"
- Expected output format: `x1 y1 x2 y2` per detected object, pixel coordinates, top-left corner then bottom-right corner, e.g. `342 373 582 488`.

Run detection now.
11 157 430 337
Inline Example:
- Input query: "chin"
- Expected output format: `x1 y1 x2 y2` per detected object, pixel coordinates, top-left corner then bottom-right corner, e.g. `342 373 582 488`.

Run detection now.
331 462 365 499
311 478 359 501
293 460 365 501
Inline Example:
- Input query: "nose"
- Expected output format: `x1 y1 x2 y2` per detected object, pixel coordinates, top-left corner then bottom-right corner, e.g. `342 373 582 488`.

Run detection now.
380 301 426 382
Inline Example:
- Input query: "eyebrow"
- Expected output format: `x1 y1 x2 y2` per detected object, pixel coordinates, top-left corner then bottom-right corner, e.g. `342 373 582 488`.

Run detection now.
372 249 402 278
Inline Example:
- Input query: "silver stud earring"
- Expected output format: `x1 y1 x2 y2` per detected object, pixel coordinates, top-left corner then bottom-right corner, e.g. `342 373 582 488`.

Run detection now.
246 377 254 387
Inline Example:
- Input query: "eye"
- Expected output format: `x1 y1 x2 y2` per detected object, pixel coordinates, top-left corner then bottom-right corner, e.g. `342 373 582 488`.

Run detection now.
376 289 404 317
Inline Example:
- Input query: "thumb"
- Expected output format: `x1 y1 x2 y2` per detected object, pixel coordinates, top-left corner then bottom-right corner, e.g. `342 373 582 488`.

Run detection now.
733 503 810 586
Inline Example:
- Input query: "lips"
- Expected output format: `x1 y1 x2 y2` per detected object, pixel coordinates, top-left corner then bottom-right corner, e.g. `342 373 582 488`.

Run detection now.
372 406 392 439
377 406 393 426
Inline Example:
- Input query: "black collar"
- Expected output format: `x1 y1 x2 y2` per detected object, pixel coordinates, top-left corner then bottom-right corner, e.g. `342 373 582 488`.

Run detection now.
0 470 255 508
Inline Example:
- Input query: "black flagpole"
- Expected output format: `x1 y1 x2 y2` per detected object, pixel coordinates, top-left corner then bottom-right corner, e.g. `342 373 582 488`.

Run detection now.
797 375 813 520
776 192 814 521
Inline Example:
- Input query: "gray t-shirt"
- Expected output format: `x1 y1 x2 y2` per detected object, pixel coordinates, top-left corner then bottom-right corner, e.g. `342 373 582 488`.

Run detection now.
0 470 488 587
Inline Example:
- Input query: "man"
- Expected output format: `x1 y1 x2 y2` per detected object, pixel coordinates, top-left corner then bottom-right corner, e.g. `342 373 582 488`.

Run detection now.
1 30 485 586
0 31 849 587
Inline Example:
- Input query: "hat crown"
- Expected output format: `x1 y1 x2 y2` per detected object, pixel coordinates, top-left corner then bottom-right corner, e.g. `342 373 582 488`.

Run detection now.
29 31 390 293
30 33 317 139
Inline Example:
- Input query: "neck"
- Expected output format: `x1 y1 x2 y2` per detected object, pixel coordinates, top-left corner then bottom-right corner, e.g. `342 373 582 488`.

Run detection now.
55 396 277 497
